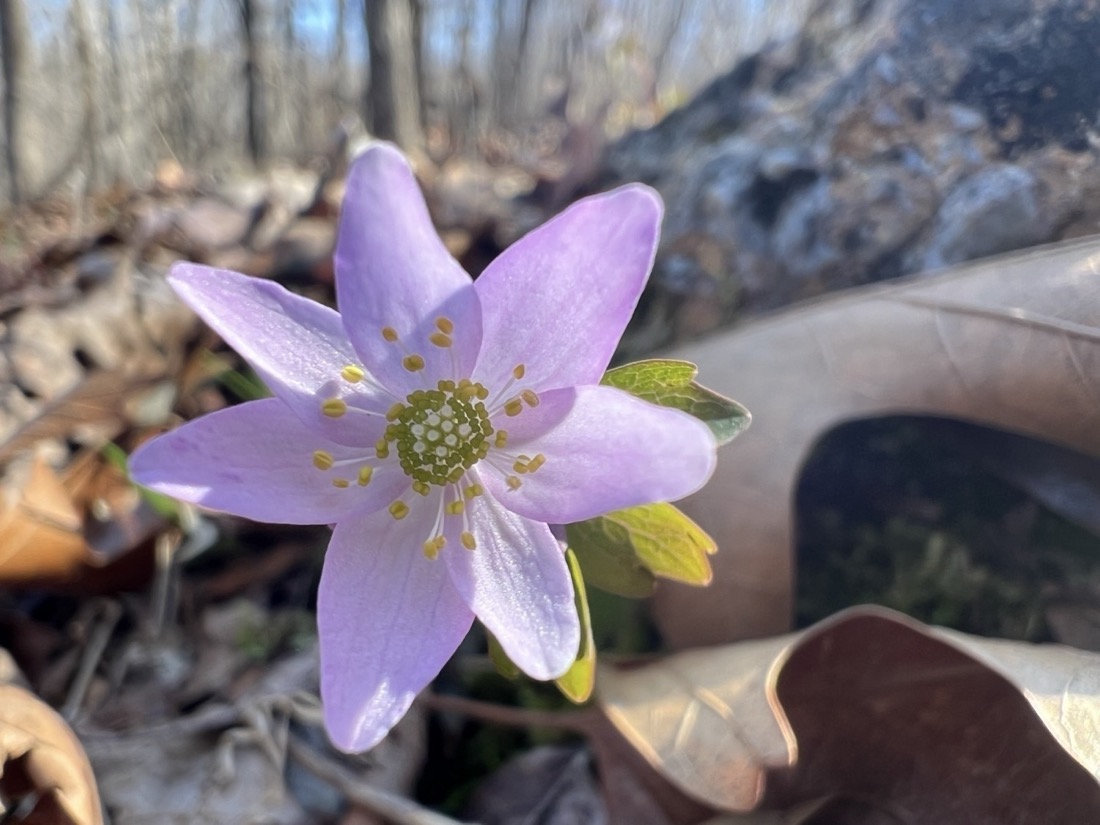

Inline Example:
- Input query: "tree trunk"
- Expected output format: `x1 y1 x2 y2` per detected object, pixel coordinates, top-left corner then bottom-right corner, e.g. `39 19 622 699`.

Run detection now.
70 0 102 190
363 0 424 151
510 0 540 122
410 0 427 137
238 0 266 165
96 0 124 180
0 0 31 202
175 0 204 162
334 0 347 99
450 0 477 155
328 0 347 128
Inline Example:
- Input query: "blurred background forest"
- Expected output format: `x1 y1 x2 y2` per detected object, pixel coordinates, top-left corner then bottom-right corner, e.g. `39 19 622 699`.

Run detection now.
0 0 813 204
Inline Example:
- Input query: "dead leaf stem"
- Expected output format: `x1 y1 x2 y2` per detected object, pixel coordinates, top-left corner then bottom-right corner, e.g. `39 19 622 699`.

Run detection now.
286 736 467 825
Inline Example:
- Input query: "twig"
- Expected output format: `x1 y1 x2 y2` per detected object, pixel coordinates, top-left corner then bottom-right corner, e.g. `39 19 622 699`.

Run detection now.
150 529 180 638
420 692 593 734
286 737 470 825
62 599 122 720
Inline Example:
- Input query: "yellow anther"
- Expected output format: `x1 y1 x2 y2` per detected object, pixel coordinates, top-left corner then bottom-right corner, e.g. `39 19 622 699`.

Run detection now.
512 364 526 380
389 501 409 520
528 453 546 472
403 354 425 372
438 379 456 392
412 480 431 496
463 484 483 499
506 475 522 490
495 430 508 448
423 535 447 559
382 326 399 342
341 365 365 383
503 398 523 417
513 460 529 475
435 317 454 334
447 467 465 483
332 478 350 488
375 439 390 459
446 500 465 516
322 398 348 418
461 531 477 550
521 389 540 408
358 465 374 486
386 402 406 421
312 450 334 471
429 331 453 348
456 383 479 401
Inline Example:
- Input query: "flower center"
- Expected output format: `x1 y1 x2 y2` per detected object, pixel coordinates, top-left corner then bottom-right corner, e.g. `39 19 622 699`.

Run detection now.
314 318 550 558
384 380 494 486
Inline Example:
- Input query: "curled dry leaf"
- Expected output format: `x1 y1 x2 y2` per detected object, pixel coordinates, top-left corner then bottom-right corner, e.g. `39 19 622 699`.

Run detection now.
0 449 163 586
599 606 1100 822
658 236 1100 646
0 684 102 825
0 368 173 587
0 454 87 582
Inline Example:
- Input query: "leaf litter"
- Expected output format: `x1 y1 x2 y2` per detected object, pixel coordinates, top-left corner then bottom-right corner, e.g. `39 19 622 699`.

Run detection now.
3 155 1100 823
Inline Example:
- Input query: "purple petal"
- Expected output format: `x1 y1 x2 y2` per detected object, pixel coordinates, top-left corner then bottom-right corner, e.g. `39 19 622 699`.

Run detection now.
319 497 474 752
472 185 661 392
442 470 578 680
483 385 716 524
169 263 390 447
335 144 482 397
129 399 407 525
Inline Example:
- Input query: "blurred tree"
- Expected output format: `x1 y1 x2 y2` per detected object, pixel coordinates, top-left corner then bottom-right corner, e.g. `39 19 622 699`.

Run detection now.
329 0 348 122
238 0 267 165
0 0 806 203
364 0 424 151
493 0 542 126
1 0 31 202
174 0 204 163
71 0 102 190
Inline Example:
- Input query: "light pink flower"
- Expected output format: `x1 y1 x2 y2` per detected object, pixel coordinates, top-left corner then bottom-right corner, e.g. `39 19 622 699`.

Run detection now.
131 143 715 751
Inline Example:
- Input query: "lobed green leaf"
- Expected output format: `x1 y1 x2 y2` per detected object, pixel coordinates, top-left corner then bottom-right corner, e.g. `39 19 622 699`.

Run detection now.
601 359 750 445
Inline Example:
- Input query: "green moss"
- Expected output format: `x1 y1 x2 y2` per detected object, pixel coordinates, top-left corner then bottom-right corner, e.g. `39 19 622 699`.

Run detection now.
796 417 1100 640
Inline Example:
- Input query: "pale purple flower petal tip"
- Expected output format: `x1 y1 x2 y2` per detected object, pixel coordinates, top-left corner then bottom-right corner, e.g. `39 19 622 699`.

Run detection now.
130 142 716 752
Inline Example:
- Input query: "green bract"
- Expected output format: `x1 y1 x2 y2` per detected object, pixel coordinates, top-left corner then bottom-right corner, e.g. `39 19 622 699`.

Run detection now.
567 502 717 597
602 359 750 446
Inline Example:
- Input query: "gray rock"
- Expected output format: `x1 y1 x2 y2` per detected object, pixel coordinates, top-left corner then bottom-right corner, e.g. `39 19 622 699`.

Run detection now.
597 0 1100 347
921 164 1048 270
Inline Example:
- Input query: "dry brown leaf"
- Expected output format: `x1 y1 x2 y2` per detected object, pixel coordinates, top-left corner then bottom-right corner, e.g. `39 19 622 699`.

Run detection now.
0 454 88 582
0 449 162 586
62 449 163 566
657 236 1100 647
600 606 1100 822
0 370 169 465
0 683 103 825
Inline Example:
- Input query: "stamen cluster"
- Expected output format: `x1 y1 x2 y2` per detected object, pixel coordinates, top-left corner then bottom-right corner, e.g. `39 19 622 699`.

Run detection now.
386 380 494 486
